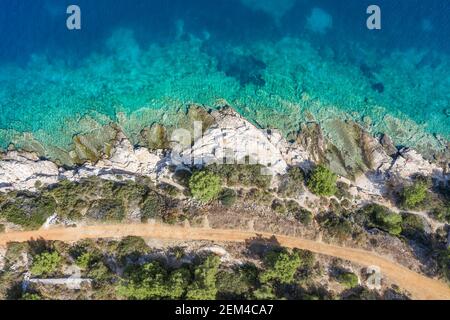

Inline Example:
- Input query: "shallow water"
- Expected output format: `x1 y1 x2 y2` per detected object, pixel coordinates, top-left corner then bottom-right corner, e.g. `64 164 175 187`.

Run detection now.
0 0 449 159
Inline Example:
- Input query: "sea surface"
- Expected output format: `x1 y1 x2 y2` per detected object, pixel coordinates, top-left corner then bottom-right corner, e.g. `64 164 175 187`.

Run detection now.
0 0 449 161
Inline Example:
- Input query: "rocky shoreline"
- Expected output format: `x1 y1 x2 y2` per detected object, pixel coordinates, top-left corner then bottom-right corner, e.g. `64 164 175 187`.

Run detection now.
0 106 448 195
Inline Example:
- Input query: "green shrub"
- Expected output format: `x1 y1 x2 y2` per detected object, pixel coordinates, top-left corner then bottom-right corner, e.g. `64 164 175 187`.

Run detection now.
21 293 42 300
30 251 61 277
189 171 222 203
141 192 166 222
401 213 427 242
88 262 113 282
219 189 237 207
216 269 252 299
244 188 273 205
336 272 359 289
306 165 337 196
271 200 286 214
362 204 402 236
117 236 150 264
437 248 450 283
318 213 354 241
86 199 124 222
296 209 313 225
75 252 96 270
400 181 428 209
431 206 450 223
252 285 277 300
259 249 302 285
284 200 313 225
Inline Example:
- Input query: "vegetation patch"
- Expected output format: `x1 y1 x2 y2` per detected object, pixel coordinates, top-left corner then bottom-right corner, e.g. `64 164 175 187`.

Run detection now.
400 181 428 209
30 251 62 277
360 204 403 236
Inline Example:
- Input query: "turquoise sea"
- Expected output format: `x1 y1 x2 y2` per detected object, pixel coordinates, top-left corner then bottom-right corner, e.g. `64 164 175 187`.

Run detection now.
0 0 449 162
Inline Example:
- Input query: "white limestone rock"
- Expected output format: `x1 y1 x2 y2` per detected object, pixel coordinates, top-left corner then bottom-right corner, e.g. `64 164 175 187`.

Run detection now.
0 151 59 192
175 107 289 175
382 148 445 181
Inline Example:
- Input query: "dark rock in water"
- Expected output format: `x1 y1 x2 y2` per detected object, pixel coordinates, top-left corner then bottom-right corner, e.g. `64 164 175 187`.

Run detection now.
72 125 118 165
380 134 398 157
221 54 266 86
359 63 373 79
443 108 450 117
371 82 384 93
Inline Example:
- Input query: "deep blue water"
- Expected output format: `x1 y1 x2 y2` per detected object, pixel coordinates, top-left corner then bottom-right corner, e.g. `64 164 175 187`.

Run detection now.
1 0 449 63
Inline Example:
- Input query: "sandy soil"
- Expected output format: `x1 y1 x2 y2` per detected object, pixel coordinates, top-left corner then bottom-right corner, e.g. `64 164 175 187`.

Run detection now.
0 223 449 300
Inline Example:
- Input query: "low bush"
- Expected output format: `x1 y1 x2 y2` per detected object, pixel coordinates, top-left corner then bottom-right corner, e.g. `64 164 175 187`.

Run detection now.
219 188 237 207
271 200 286 214
317 213 355 242
277 167 304 197
206 163 271 189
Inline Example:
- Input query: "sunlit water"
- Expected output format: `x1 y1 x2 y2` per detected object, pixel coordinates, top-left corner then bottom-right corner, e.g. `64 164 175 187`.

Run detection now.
0 0 449 160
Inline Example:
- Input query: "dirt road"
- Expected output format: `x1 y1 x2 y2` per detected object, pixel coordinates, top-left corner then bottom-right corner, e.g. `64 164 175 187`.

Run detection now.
1 223 449 300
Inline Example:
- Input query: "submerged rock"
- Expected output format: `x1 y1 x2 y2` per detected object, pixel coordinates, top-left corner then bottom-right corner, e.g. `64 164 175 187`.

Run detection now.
71 124 118 165
139 124 170 150
380 134 398 157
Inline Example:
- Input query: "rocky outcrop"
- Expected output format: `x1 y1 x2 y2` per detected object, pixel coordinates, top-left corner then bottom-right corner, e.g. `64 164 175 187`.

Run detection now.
0 152 59 192
0 133 164 193
381 148 446 181
175 107 289 175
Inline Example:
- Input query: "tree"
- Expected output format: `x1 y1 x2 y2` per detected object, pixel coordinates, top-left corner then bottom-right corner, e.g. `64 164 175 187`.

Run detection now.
188 171 222 203
186 255 221 300
30 251 61 277
306 165 337 196
401 181 428 209
363 204 403 236
259 249 302 284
